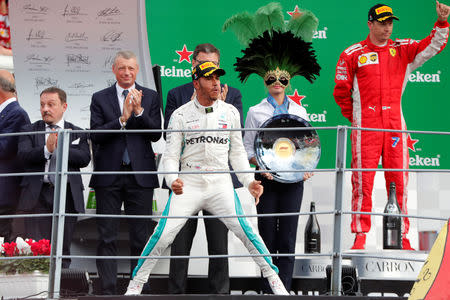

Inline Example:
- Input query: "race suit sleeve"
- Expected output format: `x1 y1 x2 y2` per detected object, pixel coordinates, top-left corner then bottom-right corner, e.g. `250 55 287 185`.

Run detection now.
229 106 254 188
162 111 183 188
403 20 449 71
333 51 357 123
243 107 257 161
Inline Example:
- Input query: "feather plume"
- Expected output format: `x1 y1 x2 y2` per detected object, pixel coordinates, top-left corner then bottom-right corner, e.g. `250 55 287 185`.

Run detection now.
286 9 319 42
254 2 285 36
224 3 321 86
222 12 258 46
234 31 321 83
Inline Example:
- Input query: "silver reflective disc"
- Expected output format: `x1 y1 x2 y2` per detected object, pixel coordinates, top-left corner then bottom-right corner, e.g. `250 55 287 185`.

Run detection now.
254 114 321 183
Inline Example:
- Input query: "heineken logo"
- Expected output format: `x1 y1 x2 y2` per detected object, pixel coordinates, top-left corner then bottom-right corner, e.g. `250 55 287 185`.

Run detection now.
307 111 327 123
288 89 306 106
407 134 419 152
287 5 302 17
160 65 191 78
409 154 440 167
161 44 194 77
175 44 193 63
286 6 327 39
408 70 441 83
313 27 327 39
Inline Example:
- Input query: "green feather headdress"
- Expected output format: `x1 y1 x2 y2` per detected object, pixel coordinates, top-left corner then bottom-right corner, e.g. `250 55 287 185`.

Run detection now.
223 2 321 83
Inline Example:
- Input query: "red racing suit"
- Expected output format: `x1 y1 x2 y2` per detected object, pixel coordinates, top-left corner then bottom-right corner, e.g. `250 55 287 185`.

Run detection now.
333 20 449 235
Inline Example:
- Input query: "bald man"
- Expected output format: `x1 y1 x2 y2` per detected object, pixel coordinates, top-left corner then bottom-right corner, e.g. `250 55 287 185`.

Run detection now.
0 69 30 242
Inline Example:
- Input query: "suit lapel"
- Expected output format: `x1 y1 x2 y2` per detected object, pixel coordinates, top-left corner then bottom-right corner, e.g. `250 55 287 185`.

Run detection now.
36 120 46 147
64 121 77 143
109 85 121 117
135 83 146 106
0 101 16 122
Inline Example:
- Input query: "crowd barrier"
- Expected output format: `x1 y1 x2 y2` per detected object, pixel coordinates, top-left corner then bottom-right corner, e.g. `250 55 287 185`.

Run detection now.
0 125 448 298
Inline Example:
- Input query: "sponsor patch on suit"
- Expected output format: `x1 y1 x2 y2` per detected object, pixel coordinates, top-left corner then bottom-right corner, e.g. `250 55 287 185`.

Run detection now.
358 52 379 67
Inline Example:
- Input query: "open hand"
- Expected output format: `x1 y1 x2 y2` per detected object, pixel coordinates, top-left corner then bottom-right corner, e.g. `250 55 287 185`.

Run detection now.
129 88 143 115
122 94 133 123
46 130 58 153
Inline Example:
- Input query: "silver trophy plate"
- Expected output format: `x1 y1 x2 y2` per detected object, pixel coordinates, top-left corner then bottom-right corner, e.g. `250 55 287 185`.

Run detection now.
254 114 321 183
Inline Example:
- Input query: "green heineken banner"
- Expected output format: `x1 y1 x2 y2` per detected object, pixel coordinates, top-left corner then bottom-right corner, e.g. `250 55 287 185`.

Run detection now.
145 0 450 170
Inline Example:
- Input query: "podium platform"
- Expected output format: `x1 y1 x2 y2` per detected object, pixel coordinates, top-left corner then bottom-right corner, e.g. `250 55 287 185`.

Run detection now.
79 250 425 297
65 251 425 298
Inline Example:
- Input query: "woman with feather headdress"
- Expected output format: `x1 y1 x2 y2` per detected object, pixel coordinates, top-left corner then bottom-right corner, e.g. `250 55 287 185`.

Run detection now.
223 2 321 293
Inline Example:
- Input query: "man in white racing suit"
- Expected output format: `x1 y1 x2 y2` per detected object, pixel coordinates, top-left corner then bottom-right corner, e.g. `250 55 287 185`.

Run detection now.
125 61 289 295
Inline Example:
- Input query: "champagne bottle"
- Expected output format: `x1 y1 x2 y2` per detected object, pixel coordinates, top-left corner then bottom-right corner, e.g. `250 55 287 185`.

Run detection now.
305 202 321 253
86 188 96 209
383 182 402 249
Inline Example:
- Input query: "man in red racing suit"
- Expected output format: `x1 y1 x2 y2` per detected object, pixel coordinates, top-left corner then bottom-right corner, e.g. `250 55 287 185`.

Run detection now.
333 2 450 250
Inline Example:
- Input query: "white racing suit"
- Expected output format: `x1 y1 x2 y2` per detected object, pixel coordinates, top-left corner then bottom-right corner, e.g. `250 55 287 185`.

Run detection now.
130 98 279 284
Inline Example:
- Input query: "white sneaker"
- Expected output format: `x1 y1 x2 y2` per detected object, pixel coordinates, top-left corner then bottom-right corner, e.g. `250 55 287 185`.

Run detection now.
268 274 289 295
125 280 144 295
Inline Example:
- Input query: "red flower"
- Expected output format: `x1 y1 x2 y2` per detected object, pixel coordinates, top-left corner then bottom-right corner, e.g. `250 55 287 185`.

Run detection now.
3 242 18 257
29 239 51 256
38 239 50 255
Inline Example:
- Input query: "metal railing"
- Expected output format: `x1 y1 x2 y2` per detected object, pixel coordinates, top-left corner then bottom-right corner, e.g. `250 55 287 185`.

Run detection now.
0 125 448 298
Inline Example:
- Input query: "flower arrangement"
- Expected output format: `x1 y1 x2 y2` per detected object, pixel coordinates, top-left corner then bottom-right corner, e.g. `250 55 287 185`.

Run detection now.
0 237 50 274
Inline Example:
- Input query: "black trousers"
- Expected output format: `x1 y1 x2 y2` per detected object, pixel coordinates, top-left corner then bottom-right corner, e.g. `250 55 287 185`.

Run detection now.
168 210 229 294
0 205 15 243
95 165 154 295
256 175 304 294
24 183 78 268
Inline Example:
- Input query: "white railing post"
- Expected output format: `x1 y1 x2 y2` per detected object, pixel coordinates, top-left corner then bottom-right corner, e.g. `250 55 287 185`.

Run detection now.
331 125 348 295
48 129 70 299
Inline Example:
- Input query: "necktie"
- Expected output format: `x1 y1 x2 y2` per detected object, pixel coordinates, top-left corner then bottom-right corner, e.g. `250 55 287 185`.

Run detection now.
48 124 59 185
122 90 131 165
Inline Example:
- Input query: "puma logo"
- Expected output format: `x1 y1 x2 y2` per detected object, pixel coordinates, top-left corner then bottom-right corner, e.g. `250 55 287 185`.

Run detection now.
368 106 376 112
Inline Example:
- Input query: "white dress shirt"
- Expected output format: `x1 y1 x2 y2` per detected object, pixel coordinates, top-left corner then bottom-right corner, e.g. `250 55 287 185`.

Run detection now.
115 82 136 113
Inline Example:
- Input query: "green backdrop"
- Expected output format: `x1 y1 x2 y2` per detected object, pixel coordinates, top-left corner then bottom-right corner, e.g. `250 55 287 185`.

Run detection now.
145 0 450 170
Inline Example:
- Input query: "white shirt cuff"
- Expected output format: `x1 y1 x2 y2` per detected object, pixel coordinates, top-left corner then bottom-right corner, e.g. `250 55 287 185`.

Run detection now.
134 108 144 117
44 146 52 160
119 117 126 128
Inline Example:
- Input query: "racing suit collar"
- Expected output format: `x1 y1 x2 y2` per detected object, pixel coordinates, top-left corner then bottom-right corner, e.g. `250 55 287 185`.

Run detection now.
365 34 393 52
193 97 219 114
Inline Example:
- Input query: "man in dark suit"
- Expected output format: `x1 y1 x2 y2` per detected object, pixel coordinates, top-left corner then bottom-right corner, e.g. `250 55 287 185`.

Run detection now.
17 87 90 268
0 70 30 242
164 43 243 294
90 50 161 295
